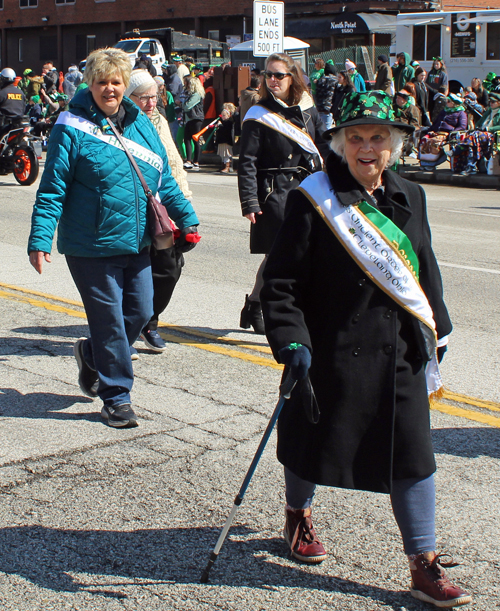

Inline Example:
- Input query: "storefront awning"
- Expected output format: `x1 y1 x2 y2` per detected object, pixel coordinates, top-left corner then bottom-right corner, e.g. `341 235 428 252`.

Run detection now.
285 12 397 38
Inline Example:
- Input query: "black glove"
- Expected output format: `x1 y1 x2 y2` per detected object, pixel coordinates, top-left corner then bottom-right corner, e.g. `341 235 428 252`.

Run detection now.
437 345 447 364
175 225 200 253
278 343 311 381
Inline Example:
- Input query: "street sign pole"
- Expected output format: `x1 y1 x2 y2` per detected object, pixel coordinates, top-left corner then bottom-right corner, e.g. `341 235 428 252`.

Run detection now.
253 1 285 57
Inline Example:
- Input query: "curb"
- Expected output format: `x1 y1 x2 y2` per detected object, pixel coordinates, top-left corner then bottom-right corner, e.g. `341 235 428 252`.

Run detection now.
398 167 500 190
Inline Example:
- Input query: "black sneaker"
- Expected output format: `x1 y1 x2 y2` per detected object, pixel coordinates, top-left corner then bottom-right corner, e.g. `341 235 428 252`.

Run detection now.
140 329 166 352
101 404 138 428
74 338 98 397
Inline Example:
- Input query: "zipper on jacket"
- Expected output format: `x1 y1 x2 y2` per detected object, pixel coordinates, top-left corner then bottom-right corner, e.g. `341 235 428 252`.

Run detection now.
129 162 141 251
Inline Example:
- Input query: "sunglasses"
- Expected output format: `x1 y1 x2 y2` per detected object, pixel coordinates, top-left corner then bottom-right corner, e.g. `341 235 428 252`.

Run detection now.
263 71 292 81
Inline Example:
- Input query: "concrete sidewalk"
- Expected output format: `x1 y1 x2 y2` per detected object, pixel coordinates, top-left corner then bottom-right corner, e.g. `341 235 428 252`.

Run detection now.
398 158 500 190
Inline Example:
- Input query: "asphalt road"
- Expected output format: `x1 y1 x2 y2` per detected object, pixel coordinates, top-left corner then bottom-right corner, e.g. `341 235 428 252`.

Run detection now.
0 165 499 610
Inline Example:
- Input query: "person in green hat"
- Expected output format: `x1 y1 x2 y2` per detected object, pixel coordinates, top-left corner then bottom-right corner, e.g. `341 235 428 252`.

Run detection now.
482 72 496 92
260 90 472 609
19 69 34 98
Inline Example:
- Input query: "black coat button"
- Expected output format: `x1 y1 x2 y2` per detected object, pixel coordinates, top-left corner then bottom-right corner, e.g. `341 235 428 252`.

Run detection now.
358 278 366 287
383 345 393 355
352 313 360 324
352 347 361 357
383 309 392 319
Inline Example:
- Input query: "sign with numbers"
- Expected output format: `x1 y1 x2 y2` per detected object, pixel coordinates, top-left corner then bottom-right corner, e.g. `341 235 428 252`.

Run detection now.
253 1 284 57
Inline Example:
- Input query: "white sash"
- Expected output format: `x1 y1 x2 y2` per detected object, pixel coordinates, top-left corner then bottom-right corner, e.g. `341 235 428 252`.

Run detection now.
55 111 163 174
299 172 443 395
243 105 322 160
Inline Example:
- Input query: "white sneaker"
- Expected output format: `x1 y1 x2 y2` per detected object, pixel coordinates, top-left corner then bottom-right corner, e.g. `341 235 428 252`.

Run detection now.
183 161 193 169
192 163 200 171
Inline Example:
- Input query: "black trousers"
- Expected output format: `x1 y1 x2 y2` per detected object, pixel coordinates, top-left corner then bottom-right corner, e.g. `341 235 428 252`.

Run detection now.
145 246 184 330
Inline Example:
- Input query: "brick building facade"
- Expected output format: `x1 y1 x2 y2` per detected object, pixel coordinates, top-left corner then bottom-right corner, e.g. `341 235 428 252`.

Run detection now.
2 0 497 74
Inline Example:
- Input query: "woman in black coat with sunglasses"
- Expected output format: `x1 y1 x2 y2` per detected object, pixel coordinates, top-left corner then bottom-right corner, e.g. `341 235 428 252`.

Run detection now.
237 53 330 334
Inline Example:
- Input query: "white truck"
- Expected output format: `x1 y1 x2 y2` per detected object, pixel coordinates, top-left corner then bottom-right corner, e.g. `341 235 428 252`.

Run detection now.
395 10 500 90
114 37 166 70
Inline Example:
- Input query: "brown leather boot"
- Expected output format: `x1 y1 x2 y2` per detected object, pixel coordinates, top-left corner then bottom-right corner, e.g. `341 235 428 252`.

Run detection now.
409 551 472 607
283 505 327 564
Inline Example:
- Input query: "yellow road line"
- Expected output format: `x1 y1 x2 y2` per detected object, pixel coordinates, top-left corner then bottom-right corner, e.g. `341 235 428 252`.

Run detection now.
0 282 272 355
2 284 500 426
431 401 500 428
442 389 500 413
0 281 83 307
161 332 282 370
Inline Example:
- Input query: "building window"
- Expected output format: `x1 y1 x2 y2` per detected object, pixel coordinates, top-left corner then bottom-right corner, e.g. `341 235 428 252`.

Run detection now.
20 0 38 7
487 23 500 60
40 35 57 60
0 0 3 9
56 0 75 4
19 38 23 61
412 24 441 61
208 30 220 41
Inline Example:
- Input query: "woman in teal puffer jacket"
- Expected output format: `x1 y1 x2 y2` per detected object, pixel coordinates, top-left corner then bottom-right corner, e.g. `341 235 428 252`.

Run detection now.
28 47 199 429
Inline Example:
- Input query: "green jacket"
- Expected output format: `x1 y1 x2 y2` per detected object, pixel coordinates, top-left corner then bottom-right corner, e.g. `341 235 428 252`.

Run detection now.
475 107 500 132
392 53 415 92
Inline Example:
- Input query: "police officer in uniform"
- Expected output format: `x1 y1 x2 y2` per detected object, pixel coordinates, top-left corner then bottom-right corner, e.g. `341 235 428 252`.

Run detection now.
0 68 26 141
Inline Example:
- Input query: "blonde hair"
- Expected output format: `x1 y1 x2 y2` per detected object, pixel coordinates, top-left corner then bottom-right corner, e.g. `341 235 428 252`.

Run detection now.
84 47 132 88
221 102 236 115
184 76 205 98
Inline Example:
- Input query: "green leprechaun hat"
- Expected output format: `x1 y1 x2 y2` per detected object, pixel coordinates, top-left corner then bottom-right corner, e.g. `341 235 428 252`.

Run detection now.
324 90 415 138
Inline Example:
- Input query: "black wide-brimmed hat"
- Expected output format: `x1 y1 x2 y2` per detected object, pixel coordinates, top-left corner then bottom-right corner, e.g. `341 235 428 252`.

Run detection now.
324 90 415 138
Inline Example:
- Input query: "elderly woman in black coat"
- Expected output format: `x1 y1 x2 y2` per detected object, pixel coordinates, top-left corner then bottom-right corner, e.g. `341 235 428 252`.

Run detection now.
237 52 330 334
260 91 471 608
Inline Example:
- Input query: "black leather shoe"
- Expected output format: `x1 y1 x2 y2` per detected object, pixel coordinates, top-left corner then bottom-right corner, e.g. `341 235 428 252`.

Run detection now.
240 294 265 335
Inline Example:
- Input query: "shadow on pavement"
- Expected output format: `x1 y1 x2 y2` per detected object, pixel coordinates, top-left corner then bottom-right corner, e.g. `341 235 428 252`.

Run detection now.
0 388 95 420
0 524 415 609
432 427 500 460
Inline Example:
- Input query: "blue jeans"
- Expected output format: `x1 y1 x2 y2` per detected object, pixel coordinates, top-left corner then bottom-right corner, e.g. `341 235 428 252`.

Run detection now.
319 112 333 131
66 249 153 407
285 467 436 556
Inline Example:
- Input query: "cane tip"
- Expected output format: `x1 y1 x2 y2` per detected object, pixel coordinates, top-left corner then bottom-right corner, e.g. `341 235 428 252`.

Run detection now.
200 570 210 583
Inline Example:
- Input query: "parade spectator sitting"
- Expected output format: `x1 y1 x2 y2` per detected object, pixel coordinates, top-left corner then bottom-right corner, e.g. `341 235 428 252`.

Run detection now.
374 54 393 95
430 93 467 134
393 52 415 92
448 92 500 175
471 77 489 108
482 72 497 92
240 75 261 125
463 89 485 128
28 95 43 126
430 87 448 123
394 90 421 128
345 59 365 92
63 65 83 101
215 103 236 173
315 62 338 130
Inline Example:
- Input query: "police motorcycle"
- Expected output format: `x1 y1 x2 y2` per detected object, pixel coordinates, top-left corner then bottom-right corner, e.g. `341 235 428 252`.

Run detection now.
0 68 39 186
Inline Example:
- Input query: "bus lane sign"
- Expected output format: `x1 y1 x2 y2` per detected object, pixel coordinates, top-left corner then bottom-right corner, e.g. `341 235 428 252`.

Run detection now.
253 1 284 57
